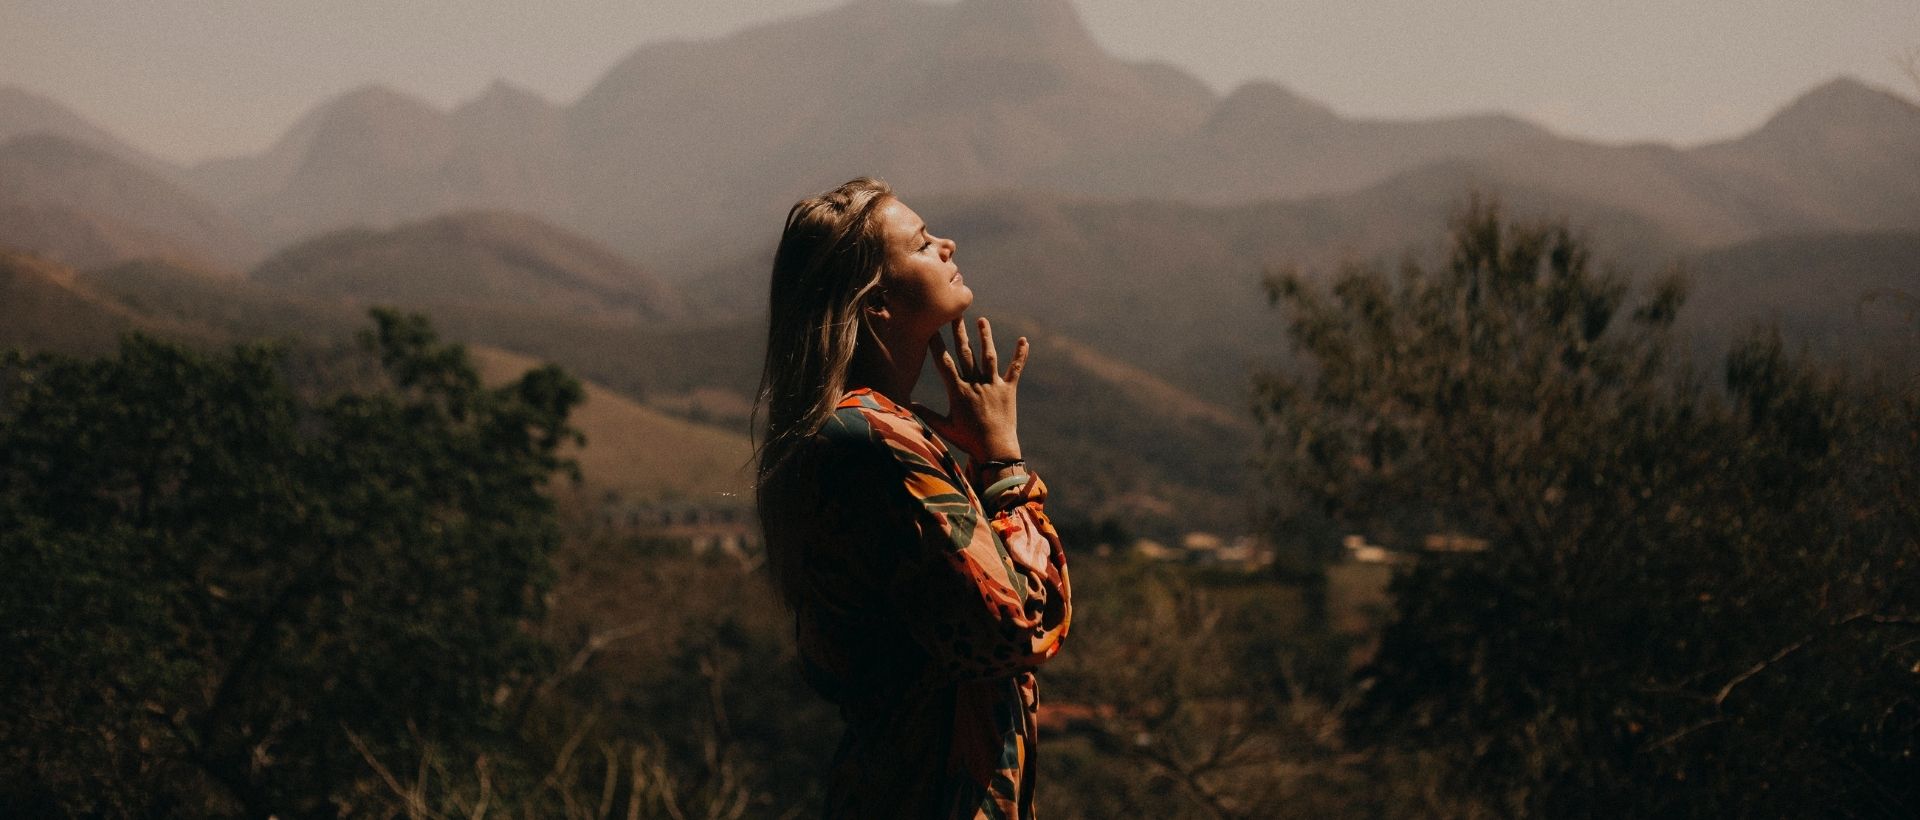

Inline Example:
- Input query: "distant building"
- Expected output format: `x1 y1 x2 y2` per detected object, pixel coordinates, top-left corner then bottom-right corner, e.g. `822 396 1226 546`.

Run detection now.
1342 533 1399 564
1422 532 1490 552
1126 531 1275 570
594 497 759 563
1341 531 1487 564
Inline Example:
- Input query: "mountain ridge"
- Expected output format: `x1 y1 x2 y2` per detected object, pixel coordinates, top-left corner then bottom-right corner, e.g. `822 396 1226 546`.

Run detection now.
249 209 687 322
0 133 259 270
12 2 1913 276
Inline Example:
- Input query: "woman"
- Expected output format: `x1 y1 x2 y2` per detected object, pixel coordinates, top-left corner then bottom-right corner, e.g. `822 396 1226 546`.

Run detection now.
756 177 1072 819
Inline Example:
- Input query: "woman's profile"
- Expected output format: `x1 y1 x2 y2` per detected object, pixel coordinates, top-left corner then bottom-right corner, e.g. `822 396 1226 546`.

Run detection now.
755 177 1072 818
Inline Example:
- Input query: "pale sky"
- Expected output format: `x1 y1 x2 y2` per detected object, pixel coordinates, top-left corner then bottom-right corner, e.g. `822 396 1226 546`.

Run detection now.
4 0 1916 166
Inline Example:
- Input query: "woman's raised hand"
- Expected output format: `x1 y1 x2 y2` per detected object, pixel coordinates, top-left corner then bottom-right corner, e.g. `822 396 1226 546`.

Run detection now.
913 316 1027 463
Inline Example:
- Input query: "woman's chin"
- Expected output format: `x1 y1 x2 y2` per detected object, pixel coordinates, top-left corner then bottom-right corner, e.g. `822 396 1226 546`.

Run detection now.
937 294 973 323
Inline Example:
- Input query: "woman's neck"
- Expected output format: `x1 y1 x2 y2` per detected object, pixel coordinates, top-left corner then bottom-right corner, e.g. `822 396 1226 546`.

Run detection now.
849 328 930 407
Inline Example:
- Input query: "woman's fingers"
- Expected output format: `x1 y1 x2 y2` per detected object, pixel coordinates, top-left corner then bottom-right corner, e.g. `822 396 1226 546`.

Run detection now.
1006 337 1029 383
977 317 998 379
949 318 974 378
927 334 963 393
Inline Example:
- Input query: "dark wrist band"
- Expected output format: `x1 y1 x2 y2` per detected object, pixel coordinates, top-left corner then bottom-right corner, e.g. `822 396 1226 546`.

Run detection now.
978 457 1025 471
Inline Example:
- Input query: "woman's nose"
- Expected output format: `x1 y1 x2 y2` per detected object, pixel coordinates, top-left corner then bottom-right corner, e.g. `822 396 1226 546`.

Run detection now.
941 237 956 259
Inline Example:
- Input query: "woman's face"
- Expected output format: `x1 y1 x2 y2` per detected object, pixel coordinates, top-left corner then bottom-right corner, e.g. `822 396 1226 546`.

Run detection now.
875 197 971 329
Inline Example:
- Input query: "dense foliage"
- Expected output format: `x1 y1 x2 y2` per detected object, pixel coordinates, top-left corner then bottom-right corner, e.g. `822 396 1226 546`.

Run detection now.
1258 199 1920 817
0 311 582 816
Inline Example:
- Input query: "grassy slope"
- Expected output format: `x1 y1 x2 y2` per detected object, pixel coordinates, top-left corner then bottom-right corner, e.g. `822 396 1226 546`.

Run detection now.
75 258 757 509
467 344 754 506
0 249 220 355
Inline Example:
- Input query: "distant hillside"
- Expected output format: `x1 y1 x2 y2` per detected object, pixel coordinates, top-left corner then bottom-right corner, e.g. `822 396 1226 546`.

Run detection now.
147 0 1920 270
467 345 754 505
0 249 216 355
1041 76 1920 248
418 307 761 403
72 260 756 507
1694 78 1920 235
26 252 755 508
0 85 181 181
84 257 363 343
249 210 686 322
1684 230 1920 369
0 134 259 270
0 202 214 271
189 83 575 245
1036 79 1555 203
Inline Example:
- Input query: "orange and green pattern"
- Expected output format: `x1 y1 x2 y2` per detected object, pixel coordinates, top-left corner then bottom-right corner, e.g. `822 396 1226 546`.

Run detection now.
779 388 1071 819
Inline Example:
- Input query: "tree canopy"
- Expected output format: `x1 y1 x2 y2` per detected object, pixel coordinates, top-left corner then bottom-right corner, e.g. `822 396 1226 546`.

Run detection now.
1258 198 1919 817
0 310 582 816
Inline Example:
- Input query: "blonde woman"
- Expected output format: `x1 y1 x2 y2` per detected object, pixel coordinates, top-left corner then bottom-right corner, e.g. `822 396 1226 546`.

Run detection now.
756 177 1072 818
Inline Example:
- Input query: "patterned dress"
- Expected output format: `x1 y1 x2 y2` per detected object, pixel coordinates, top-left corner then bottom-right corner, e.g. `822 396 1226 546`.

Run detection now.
765 387 1072 819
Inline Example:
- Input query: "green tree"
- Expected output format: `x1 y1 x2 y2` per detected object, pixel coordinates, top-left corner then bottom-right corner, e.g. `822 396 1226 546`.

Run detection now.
0 310 582 817
1257 199 1919 817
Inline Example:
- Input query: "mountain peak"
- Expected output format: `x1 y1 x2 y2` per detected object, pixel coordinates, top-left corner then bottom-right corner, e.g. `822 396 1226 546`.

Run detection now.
0 85 95 137
1205 81 1341 136
471 79 553 110
1757 75 1920 136
950 0 1099 54
1800 75 1896 102
0 85 175 175
320 84 444 122
959 0 1084 27
454 79 558 125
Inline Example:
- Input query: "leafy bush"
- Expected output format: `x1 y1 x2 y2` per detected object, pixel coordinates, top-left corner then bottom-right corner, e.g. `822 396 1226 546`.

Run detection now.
1257 198 1919 817
0 310 581 816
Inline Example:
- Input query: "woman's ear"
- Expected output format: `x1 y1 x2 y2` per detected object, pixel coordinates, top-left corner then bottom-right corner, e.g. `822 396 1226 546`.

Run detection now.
863 288 891 322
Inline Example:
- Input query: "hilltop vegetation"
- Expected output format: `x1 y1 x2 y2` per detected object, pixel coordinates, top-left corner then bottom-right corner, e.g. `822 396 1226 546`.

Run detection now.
0 313 582 816
1259 202 1920 816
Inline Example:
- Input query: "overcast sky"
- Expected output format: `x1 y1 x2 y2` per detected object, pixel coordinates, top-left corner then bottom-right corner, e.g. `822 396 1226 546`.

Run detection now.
5 0 1916 166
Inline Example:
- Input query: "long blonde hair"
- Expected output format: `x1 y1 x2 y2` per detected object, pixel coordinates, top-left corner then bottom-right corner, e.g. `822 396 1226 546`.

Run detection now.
755 178 895 602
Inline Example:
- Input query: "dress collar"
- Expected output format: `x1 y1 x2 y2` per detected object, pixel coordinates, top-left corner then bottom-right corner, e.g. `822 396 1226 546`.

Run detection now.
839 386 918 421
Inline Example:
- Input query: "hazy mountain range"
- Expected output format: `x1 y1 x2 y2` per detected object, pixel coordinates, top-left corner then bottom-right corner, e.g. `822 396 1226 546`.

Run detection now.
2 0 1915 534
7 0 1919 270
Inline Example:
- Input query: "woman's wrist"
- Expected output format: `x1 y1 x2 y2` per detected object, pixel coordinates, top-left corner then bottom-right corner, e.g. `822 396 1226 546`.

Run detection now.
971 450 1027 490
978 436 1021 465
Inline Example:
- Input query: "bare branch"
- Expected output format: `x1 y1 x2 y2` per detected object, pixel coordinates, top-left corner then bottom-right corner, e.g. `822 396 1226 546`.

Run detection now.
345 726 441 820
1648 717 1727 750
1714 635 1812 706
625 745 646 820
523 622 652 721
597 743 620 820
470 754 492 820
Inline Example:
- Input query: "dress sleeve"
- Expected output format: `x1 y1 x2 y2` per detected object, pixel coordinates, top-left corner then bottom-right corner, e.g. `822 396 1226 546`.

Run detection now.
840 409 1072 683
